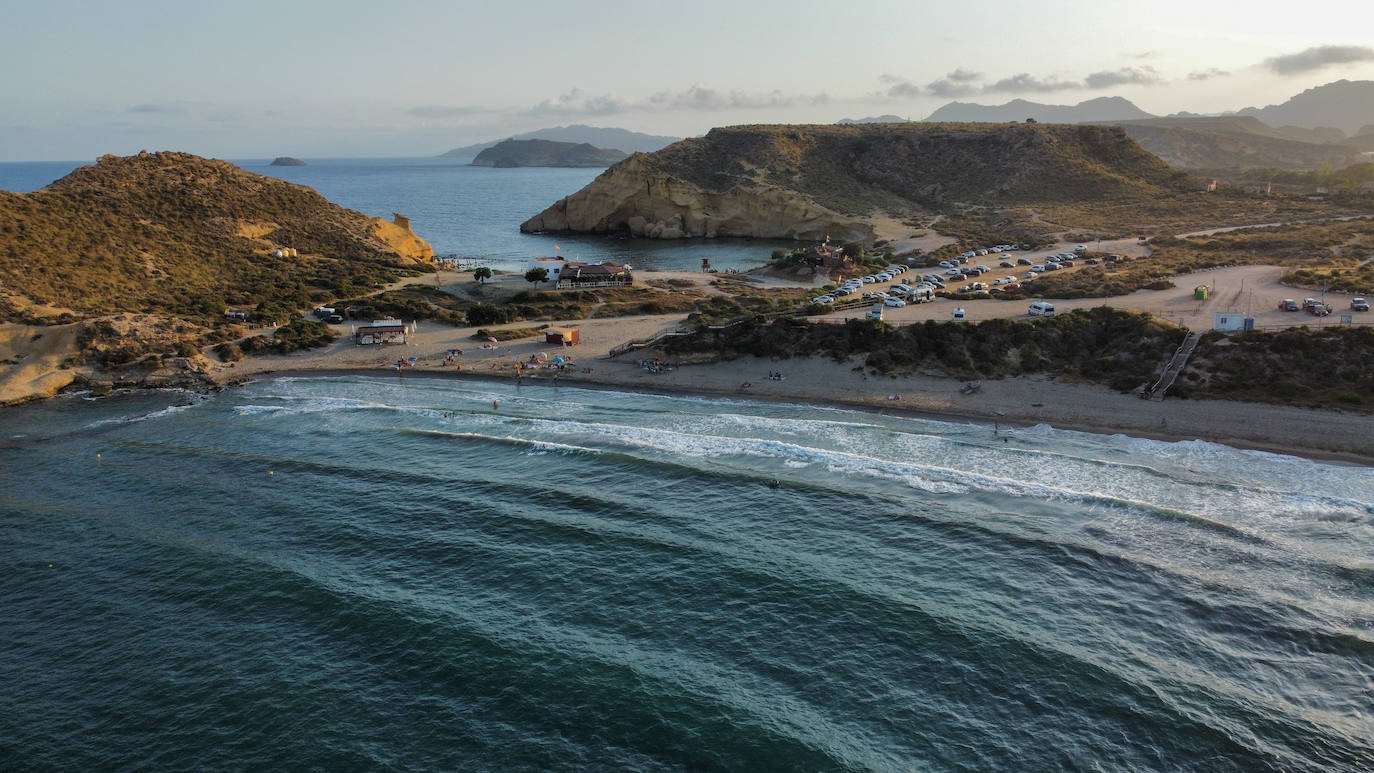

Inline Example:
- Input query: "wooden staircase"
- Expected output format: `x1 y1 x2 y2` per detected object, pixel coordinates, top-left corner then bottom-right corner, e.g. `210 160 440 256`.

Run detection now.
1144 331 1201 401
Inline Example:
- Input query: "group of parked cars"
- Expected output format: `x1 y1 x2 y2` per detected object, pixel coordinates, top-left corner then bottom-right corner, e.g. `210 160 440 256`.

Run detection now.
1279 297 1370 315
814 264 937 306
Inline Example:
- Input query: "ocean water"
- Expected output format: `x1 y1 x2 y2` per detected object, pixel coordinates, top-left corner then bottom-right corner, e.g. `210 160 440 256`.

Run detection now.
0 158 790 272
2 375 1371 771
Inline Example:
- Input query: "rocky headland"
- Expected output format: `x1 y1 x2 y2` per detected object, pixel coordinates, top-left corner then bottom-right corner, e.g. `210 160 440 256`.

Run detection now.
0 151 435 404
520 122 1189 241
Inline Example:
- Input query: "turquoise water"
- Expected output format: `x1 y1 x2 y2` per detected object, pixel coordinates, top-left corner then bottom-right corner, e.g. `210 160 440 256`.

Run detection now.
3 375 1371 770
0 158 790 272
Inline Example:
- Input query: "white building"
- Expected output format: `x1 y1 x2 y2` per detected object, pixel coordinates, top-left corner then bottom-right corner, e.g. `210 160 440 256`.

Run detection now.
1213 312 1248 332
527 257 567 281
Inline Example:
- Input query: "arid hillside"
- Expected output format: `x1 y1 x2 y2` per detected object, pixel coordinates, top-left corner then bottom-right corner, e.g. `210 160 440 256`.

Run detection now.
521 122 1192 241
0 151 434 322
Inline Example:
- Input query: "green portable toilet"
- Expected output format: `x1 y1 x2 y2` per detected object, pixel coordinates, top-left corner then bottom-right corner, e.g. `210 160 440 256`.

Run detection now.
1194 285 1208 300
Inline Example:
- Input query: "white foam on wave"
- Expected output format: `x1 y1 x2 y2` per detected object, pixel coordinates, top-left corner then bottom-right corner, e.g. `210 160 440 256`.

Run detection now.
232 396 393 417
83 398 203 429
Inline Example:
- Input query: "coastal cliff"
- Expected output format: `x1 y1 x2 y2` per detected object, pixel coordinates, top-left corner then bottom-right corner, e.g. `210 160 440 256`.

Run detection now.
521 123 1188 241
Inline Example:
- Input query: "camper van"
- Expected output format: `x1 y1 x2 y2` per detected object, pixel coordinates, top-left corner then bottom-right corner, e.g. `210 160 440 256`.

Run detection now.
1028 300 1056 317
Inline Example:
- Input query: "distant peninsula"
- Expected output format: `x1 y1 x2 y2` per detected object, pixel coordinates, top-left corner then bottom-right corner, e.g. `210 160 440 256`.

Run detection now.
471 139 628 168
270 157 306 166
439 125 680 162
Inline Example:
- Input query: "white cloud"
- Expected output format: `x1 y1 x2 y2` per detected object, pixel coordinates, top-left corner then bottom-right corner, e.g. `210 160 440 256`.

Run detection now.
1187 68 1230 81
1262 45 1374 75
1084 66 1163 89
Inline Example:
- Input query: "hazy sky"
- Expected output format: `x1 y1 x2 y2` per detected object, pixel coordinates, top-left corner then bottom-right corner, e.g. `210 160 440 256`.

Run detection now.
3 0 1373 160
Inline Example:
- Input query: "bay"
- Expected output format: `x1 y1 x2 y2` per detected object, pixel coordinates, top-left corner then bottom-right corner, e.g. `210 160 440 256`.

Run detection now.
1 376 1371 771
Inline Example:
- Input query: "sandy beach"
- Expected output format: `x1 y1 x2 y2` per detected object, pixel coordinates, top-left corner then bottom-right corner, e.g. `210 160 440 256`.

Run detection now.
205 272 1374 464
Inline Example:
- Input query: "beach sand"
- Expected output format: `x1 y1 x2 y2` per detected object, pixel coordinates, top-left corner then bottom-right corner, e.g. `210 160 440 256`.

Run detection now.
212 300 1374 465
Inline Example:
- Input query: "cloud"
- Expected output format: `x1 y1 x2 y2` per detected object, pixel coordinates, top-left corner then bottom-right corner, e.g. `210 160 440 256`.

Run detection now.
1187 68 1230 81
1132 50 1158 60
523 86 828 117
984 73 1080 94
127 103 181 114
1262 45 1374 75
924 78 979 98
407 105 488 119
1084 66 1163 88
881 69 984 98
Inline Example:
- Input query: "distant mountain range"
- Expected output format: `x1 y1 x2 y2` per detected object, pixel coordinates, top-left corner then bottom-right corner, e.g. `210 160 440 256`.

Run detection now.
470 139 628 168
922 96 1153 124
837 115 910 124
439 125 681 161
1236 80 1374 136
913 80 1374 172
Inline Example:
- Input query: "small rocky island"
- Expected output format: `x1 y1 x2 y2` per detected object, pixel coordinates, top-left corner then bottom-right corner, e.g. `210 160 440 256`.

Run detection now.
472 139 628 168
270 157 307 166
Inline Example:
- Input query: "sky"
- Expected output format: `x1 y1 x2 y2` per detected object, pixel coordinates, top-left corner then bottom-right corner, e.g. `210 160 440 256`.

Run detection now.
3 0 1374 161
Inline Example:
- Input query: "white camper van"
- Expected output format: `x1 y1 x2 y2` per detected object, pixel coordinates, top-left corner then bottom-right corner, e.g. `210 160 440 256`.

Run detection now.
1028 300 1056 317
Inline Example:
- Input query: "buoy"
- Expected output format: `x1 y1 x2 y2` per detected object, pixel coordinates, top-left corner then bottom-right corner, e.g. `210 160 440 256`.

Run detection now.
96 453 101 459
268 471 274 476
493 401 499 409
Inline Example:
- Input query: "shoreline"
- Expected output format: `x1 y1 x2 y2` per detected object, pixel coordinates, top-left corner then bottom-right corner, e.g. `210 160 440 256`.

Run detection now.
228 359 1374 467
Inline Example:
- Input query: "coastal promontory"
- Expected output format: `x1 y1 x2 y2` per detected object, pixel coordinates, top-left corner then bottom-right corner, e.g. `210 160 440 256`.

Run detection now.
520 122 1187 241
472 139 629 168
0 150 434 404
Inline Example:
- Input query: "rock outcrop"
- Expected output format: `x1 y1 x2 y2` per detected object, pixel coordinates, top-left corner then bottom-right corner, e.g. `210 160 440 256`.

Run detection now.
270 156 306 166
522 122 1187 241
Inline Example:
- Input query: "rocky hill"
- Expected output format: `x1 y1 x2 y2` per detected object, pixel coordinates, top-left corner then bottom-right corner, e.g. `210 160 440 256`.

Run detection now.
270 156 306 166
471 139 628 168
1108 116 1365 171
0 151 434 322
520 122 1188 241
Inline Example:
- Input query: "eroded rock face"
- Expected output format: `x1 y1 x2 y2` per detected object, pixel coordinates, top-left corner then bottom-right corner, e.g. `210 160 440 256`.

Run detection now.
520 155 873 241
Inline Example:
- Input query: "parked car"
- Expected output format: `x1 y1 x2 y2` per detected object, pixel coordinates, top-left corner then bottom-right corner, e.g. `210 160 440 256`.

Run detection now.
1059 260 1075 267
1353 298 1370 311
1278 299 1300 311
939 261 954 268
1074 245 1087 253
1017 257 1032 266
976 264 992 273
814 295 834 304
999 260 1015 268
884 298 906 308
861 276 876 284
1044 262 1062 271
1309 304 1330 317
1085 257 1099 265
1028 300 1056 316
1029 265 1045 273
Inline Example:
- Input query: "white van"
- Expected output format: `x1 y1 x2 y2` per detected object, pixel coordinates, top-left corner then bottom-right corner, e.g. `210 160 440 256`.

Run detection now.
1028 300 1056 317
952 307 966 322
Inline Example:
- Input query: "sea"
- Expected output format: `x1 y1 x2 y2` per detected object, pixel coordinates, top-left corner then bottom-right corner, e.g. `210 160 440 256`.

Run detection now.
0 157 793 272
2 376 1372 771
2 158 1374 770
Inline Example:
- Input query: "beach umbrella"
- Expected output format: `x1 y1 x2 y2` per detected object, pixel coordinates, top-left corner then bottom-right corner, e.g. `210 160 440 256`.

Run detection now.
407 356 418 362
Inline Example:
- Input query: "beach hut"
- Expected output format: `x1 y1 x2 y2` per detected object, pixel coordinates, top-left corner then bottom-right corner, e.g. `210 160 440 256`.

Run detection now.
353 318 407 345
545 327 580 346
